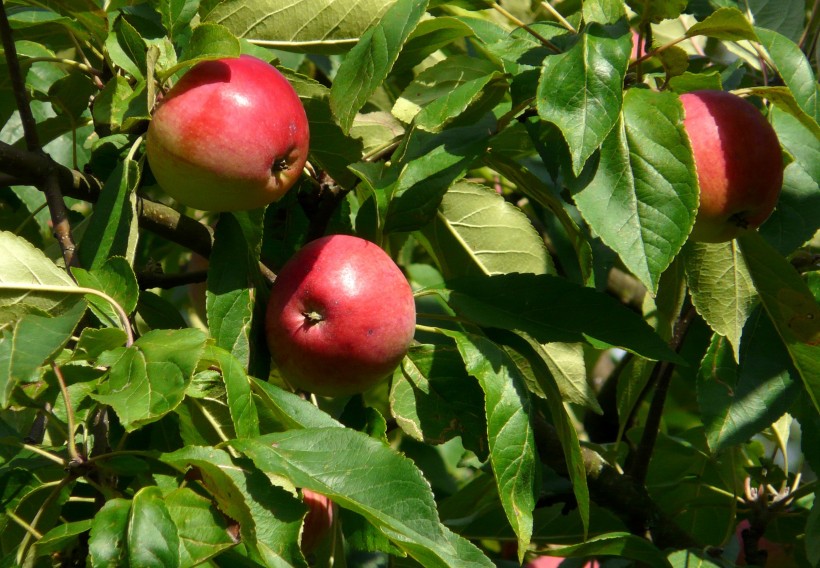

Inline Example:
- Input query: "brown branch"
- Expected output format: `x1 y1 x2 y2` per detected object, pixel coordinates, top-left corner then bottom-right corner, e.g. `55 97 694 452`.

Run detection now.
1 2 78 267
626 303 697 486
137 268 207 289
533 415 700 549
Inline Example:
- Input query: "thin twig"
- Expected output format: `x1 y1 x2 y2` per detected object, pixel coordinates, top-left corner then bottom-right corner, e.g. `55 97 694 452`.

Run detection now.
491 1 561 53
21 443 67 466
53 363 82 464
6 511 43 540
627 303 697 486
540 1 576 33
137 268 208 289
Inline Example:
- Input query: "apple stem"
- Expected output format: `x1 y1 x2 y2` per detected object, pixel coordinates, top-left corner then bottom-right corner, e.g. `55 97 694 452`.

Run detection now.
304 311 324 324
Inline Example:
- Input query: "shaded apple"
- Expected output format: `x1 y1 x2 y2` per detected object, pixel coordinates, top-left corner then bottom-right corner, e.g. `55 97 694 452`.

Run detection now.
680 90 783 243
146 55 309 212
735 519 799 567
301 489 335 555
265 234 416 397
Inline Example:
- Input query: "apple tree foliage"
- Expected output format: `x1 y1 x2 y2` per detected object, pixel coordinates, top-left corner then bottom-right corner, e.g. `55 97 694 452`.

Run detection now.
0 0 818 566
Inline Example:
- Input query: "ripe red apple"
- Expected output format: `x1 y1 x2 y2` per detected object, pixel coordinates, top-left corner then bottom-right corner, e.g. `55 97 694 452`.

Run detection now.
146 55 309 212
300 489 335 554
680 90 783 243
526 556 600 567
265 235 416 397
735 520 799 567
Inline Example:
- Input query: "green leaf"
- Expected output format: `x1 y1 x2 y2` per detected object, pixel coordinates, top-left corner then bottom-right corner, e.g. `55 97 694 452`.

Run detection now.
330 0 429 133
128 486 180 568
161 446 315 567
0 301 86 407
748 0 805 43
537 21 632 175
541 532 672 568
116 16 148 79
165 487 235 566
760 106 820 255
391 344 488 459
207 213 259 368
88 498 132 568
684 7 757 41
0 230 81 327
393 55 506 132
493 330 590 539
78 159 139 270
486 154 595 286
417 181 553 279
755 27 820 125
697 308 800 454
394 16 476 72
157 0 200 41
384 121 491 233
682 241 756 361
534 341 601 412
91 76 142 131
627 0 688 23
32 519 93 558
569 89 698 293
73 327 128 362
441 330 538 556
202 344 259 438
73 256 139 329
737 231 820 414
94 329 207 430
204 0 396 54
583 0 625 25
160 23 241 80
668 71 723 93
232 429 494 567
137 290 188 330
440 273 679 362
251 377 343 430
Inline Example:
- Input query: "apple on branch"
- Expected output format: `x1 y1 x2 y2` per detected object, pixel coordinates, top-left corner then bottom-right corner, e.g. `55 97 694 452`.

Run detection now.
680 90 783 243
146 55 309 212
265 235 417 397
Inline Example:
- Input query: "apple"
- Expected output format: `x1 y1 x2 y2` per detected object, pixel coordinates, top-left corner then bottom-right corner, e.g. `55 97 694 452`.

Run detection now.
680 90 783 243
146 55 309 212
526 556 600 567
300 489 335 554
265 234 416 397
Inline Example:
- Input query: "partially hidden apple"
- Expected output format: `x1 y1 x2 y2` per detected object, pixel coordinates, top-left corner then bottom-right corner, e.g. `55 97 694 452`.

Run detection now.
301 489 335 555
146 55 309 212
680 90 783 243
265 235 416 397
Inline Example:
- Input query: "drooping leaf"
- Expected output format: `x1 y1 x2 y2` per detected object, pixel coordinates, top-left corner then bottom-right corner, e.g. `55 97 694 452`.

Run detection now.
682 241 757 361
441 330 538 557
417 181 553 279
742 86 820 140
537 21 632 175
569 89 698 293
204 0 396 54
697 307 800 454
737 231 820 414
231 429 494 567
32 519 93 558
159 23 241 80
330 0 429 133
440 273 679 362
73 256 139 329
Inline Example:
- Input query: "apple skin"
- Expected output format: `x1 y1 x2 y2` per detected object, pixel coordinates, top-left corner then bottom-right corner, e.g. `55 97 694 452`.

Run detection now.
735 520 799 567
300 489 335 554
680 90 783 243
265 235 416 397
146 55 309 212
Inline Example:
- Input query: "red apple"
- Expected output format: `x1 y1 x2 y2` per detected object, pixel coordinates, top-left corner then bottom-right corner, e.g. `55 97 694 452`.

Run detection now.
735 520 799 567
526 556 600 567
146 55 309 212
265 235 416 397
301 489 335 554
680 90 783 243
